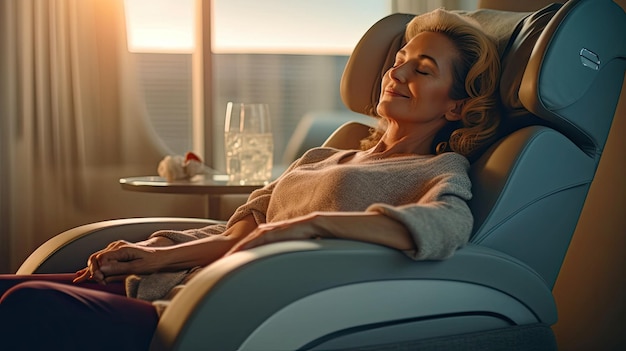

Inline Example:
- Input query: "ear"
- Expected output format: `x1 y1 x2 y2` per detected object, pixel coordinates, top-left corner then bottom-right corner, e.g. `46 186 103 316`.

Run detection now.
444 99 465 122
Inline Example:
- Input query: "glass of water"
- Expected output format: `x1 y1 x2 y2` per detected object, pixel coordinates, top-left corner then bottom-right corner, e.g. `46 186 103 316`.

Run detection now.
224 102 273 185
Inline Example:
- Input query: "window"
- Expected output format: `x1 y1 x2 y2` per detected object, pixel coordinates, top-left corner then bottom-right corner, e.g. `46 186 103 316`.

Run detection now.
125 0 392 170
210 0 391 171
124 0 198 156
211 0 390 55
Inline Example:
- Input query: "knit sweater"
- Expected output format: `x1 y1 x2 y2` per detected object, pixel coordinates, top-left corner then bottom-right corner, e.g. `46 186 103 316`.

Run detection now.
126 148 473 304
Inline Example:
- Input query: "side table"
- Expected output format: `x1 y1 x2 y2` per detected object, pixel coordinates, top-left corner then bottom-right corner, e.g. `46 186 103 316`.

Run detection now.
119 175 263 219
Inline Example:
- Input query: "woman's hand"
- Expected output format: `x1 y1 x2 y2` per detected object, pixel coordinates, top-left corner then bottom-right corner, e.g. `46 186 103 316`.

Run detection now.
226 213 333 255
73 240 164 285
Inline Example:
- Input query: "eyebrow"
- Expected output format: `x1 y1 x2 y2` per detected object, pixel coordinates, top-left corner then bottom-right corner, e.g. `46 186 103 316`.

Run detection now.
397 49 440 69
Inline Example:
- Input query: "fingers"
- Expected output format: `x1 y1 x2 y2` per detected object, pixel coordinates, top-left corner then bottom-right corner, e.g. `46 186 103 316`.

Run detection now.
76 241 143 285
73 268 90 283
107 240 131 249
73 267 128 285
73 264 108 284
96 245 159 278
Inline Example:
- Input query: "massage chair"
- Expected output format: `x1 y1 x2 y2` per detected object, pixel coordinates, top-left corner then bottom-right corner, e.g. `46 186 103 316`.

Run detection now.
18 0 626 349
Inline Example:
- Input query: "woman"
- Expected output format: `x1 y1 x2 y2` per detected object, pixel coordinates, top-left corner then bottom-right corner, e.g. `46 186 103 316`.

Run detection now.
0 9 500 350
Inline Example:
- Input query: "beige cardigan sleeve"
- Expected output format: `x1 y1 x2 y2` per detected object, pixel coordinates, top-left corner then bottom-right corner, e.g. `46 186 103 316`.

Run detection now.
367 161 473 260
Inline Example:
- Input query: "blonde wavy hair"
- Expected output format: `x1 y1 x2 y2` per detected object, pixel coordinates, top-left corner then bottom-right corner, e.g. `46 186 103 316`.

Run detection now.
363 9 501 158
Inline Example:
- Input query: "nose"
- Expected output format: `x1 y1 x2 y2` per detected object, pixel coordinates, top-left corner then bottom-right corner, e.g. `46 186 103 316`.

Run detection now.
389 64 407 83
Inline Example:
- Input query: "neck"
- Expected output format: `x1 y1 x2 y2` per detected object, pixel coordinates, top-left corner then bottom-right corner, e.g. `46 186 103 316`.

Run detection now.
371 120 445 157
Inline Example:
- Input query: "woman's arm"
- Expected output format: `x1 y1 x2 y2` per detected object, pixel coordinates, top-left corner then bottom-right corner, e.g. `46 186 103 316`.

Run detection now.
155 214 257 270
134 236 176 247
75 214 258 284
228 211 415 254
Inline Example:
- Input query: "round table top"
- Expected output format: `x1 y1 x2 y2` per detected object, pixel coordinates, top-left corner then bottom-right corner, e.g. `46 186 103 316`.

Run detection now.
119 175 264 195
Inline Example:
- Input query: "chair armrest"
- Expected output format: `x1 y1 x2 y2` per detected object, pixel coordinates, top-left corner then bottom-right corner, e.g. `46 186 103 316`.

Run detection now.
152 241 556 351
17 217 220 274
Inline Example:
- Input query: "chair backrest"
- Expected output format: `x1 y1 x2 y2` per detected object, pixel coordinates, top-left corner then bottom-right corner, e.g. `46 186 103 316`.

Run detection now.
339 0 626 287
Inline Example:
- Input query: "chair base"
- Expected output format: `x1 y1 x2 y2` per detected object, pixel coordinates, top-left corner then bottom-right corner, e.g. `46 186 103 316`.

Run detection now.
331 323 556 351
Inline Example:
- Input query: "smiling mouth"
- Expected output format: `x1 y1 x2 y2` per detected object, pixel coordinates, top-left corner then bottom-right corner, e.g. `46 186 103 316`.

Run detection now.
384 89 409 98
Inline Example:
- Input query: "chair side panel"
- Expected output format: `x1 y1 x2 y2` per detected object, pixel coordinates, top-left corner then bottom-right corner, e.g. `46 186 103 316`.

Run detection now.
469 126 596 286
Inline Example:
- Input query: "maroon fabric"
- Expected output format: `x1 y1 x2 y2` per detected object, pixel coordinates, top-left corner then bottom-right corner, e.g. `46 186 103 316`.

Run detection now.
0 274 158 351
0 273 126 295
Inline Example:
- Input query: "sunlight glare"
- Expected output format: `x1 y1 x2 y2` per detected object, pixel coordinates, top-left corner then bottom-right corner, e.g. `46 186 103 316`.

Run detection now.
124 0 195 53
212 0 391 55
124 0 391 55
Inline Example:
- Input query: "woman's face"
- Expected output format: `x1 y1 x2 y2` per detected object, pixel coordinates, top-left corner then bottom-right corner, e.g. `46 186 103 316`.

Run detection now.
377 31 462 126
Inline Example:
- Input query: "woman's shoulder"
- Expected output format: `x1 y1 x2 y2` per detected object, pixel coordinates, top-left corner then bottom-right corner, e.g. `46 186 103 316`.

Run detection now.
416 152 470 173
435 152 469 167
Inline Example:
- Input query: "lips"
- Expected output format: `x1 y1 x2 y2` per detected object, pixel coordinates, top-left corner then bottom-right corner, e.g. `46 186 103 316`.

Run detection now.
384 88 409 98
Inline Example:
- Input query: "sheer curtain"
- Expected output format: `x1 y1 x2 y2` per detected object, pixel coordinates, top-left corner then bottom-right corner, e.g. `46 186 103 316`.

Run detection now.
0 0 205 273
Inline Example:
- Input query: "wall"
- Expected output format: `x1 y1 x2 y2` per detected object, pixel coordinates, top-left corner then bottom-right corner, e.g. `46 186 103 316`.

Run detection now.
550 1 626 350
552 69 626 349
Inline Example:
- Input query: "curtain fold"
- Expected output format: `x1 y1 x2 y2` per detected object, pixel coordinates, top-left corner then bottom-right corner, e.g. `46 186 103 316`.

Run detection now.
0 0 205 273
